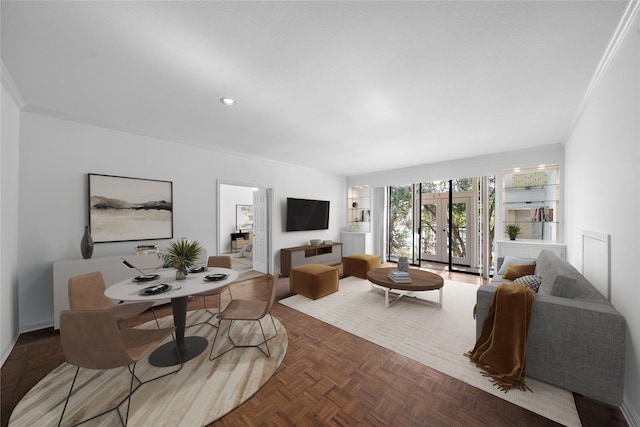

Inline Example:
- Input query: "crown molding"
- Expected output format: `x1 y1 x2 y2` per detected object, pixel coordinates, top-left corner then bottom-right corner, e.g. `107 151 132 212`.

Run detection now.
1 61 26 109
567 0 640 139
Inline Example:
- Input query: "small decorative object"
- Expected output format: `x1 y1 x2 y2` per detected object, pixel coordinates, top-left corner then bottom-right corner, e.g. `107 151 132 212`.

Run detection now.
352 201 359 208
309 239 322 246
80 225 94 259
160 238 202 280
504 224 522 240
323 240 333 245
398 256 409 272
512 171 548 188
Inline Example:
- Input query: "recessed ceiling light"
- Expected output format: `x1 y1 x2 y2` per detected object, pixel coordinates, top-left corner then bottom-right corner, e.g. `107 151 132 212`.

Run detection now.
220 97 236 106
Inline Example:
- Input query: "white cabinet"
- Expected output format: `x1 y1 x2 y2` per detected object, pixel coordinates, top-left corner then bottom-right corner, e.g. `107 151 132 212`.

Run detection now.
347 185 371 232
52 250 207 329
494 240 566 269
341 232 372 256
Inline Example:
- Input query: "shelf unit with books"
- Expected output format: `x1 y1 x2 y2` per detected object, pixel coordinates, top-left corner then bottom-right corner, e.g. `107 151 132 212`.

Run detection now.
503 165 560 241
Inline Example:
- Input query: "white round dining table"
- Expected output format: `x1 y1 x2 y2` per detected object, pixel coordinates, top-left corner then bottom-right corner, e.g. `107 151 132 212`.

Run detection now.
104 267 238 367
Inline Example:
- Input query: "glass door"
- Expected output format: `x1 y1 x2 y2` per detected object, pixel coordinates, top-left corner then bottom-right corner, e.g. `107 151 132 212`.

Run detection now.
420 195 472 266
388 185 414 262
387 178 490 273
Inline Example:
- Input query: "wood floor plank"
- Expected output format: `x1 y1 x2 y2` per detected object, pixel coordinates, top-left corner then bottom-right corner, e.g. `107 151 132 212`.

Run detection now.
1 270 628 427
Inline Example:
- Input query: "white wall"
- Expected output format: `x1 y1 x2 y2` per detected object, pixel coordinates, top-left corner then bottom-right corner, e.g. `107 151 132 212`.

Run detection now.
1 85 21 364
564 12 639 422
348 144 564 189
17 112 346 332
219 184 257 252
348 144 565 250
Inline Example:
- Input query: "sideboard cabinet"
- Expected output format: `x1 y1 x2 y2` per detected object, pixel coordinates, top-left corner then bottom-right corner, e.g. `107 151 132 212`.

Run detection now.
231 232 252 253
280 243 342 276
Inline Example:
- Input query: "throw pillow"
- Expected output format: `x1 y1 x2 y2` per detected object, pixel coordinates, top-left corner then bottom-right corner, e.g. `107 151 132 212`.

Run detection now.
503 264 536 281
513 274 542 293
498 255 537 275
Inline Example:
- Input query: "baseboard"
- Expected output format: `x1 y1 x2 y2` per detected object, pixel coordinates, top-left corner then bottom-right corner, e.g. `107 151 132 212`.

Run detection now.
1 333 19 367
622 395 640 427
20 320 53 334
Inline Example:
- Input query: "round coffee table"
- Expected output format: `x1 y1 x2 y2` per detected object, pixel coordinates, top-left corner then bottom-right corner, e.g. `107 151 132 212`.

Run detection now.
366 267 444 308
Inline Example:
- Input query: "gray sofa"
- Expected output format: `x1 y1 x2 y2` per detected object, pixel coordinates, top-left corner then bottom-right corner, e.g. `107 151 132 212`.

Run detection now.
476 249 625 406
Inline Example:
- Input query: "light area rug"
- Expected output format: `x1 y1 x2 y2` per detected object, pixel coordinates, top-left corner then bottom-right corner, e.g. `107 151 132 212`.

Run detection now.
280 276 581 427
9 310 287 427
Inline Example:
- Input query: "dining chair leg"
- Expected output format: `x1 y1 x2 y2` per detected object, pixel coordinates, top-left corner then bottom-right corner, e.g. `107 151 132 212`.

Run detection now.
151 307 160 329
189 288 233 328
58 366 80 427
209 315 278 361
121 363 138 426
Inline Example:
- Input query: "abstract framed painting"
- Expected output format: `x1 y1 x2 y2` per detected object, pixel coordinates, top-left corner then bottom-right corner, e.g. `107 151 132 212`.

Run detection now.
88 173 173 243
236 204 254 231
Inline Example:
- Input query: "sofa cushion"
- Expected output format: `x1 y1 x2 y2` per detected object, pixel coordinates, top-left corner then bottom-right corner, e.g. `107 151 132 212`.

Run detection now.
513 274 542 292
503 263 536 281
498 255 537 274
535 250 566 295
535 250 609 302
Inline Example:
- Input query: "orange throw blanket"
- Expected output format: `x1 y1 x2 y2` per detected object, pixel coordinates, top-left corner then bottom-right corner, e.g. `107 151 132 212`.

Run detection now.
466 283 535 392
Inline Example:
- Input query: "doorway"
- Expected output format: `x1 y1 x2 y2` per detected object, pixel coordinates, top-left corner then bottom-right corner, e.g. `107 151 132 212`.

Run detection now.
218 181 273 274
420 193 473 266
387 177 493 275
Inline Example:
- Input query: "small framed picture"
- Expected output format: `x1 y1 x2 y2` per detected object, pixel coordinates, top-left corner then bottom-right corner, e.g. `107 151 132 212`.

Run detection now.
236 204 254 231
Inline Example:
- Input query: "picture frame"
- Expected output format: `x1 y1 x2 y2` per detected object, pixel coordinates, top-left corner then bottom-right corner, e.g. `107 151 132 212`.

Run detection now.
236 204 254 231
88 173 173 243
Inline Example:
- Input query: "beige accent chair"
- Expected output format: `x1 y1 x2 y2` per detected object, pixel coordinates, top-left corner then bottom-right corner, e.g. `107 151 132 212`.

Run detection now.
68 271 159 328
58 310 179 427
190 256 234 327
209 271 279 361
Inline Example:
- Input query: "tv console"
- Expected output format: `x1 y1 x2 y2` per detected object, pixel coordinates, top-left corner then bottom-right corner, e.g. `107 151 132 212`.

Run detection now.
280 242 342 276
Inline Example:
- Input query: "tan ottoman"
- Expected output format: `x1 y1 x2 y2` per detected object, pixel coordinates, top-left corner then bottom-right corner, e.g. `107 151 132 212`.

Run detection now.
290 264 339 300
343 254 381 279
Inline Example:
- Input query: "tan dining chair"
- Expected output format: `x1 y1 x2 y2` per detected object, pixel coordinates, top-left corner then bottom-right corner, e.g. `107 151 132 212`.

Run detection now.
189 255 234 327
57 309 180 427
209 271 279 361
68 271 159 328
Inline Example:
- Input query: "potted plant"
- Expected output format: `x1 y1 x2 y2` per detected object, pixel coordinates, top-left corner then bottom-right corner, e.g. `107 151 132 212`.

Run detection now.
160 239 202 280
504 224 522 241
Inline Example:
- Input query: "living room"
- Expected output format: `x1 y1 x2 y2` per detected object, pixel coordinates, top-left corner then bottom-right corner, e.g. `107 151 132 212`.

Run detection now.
2 1 639 425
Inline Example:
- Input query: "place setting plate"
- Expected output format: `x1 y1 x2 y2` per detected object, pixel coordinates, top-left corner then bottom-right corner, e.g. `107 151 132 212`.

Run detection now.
189 266 206 273
139 284 173 296
134 274 160 282
204 273 228 282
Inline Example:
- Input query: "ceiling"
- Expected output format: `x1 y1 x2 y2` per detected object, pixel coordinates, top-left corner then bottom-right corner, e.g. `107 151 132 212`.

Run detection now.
1 1 628 176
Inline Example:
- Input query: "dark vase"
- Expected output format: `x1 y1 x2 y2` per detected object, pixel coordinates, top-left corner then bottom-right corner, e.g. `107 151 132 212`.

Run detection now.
509 235 517 241
81 226 94 259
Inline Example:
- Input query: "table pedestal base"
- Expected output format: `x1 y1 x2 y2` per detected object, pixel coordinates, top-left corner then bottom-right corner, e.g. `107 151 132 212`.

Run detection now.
149 336 208 367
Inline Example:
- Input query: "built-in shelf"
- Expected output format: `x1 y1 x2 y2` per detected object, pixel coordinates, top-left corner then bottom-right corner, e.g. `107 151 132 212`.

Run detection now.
347 185 370 232
503 166 560 241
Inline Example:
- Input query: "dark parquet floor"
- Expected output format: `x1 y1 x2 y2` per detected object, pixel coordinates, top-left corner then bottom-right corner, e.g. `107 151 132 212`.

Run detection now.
1 267 627 427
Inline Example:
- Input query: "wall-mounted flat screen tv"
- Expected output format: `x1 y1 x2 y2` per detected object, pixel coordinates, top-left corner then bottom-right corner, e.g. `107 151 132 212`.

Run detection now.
286 198 330 231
